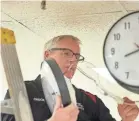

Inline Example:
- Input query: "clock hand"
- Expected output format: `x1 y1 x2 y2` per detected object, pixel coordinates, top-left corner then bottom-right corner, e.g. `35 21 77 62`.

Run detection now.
124 49 139 57
134 43 139 48
125 43 139 57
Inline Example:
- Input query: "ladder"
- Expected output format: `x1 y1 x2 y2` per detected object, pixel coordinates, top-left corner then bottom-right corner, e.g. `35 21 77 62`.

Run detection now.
1 27 34 121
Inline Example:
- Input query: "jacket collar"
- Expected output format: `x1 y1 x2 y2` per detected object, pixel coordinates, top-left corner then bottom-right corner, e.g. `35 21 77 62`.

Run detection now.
35 75 43 92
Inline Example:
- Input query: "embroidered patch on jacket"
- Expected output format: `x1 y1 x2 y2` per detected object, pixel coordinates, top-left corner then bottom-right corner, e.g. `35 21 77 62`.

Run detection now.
77 103 84 110
33 97 45 102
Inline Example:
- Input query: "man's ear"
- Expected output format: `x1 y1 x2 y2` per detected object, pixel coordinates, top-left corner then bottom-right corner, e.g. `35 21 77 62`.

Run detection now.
44 51 50 60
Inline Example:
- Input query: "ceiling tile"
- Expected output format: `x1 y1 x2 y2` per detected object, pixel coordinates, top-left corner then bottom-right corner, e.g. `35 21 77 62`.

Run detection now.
120 1 139 11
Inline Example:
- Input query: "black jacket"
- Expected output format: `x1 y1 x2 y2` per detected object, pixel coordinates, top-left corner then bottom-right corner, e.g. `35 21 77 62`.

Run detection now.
1 75 116 121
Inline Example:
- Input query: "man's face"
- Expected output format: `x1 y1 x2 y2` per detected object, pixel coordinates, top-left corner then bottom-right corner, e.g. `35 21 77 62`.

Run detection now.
45 38 80 79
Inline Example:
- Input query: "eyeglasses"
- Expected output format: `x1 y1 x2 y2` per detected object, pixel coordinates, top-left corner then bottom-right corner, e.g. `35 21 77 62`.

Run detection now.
49 48 85 62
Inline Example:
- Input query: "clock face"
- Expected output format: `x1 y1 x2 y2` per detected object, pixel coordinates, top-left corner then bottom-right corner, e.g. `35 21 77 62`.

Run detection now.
103 11 139 87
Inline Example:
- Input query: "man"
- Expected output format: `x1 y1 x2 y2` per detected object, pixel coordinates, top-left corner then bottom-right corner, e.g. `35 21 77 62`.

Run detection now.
2 35 139 121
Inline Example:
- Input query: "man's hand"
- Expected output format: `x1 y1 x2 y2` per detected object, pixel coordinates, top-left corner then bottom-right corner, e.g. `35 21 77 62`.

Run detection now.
48 95 79 121
118 97 139 121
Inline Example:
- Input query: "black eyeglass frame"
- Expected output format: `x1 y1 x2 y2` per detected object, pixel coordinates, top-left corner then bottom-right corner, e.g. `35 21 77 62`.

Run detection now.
49 48 85 62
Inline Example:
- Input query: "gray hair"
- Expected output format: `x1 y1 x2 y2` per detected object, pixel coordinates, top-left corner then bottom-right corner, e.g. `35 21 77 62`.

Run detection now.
44 35 81 53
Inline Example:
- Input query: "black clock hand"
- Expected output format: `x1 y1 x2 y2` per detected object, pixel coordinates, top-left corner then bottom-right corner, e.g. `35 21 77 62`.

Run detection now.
134 43 139 48
125 49 139 57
